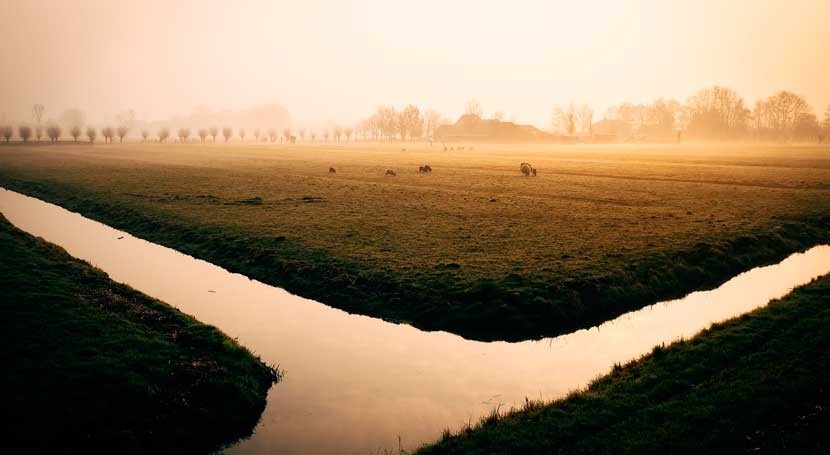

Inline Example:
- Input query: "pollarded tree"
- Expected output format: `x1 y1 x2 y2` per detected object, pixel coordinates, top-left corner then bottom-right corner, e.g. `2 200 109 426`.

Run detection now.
334 127 342 142
101 126 114 144
158 127 170 143
253 128 261 143
268 128 277 142
310 131 316 141
86 127 97 143
141 129 149 142
117 126 128 143
323 129 329 141
70 126 82 143
209 126 219 142
19 126 33 142
299 128 306 141
178 128 191 143
283 128 292 143
239 128 246 141
46 124 61 143
345 128 353 141
36 127 43 142
222 127 232 142
1 126 12 143
198 128 208 143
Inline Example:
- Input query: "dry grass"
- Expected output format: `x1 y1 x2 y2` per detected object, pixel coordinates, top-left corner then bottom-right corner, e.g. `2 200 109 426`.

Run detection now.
1 141 828 339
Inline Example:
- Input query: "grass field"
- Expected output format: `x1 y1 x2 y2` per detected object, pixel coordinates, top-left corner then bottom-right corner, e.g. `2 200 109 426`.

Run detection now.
0 214 279 453
0 142 828 340
417 273 830 454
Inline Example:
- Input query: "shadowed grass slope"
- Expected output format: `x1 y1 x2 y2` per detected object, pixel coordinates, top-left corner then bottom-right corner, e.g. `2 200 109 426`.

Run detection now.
418 275 830 454
0 214 279 454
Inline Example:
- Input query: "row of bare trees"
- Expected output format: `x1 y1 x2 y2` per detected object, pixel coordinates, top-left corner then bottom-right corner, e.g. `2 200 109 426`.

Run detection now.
553 86 829 141
353 105 447 142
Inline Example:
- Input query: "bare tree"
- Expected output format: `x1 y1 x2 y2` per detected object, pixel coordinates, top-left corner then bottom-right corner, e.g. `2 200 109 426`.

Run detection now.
86 127 97 143
552 104 577 136
253 128 261 142
32 104 45 125
755 91 812 139
117 126 128 143
0 126 11 143
375 106 397 141
70 125 82 143
334 127 342 142
686 86 750 139
464 99 483 117
178 128 191 143
423 109 443 140
141 129 149 142
198 128 209 143
283 128 292 143
239 128 246 141
576 104 594 136
222 127 232 142
32 105 45 141
398 104 422 141
46 124 61 143
19 126 32 142
268 128 277 142
101 126 114 144
209 126 219 142
158 127 170 143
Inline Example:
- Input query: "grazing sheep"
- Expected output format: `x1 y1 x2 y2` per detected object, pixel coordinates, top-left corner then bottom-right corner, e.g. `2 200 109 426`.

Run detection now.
385 169 397 177
419 164 433 173
329 167 336 174
520 162 535 177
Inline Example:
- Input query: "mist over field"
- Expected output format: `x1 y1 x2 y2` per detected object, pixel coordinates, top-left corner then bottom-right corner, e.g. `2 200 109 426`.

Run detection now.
2 1 830 454
1 0 829 131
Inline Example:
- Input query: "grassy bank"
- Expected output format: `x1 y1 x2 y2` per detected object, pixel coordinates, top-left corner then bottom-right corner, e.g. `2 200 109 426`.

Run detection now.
0 214 279 453
418 274 830 454
0 143 828 341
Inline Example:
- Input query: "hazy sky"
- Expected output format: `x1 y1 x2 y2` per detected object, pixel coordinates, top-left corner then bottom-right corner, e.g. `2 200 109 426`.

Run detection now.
1 0 828 128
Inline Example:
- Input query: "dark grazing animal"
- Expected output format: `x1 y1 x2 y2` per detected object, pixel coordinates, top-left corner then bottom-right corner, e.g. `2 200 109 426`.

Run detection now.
385 168 397 177
419 164 433 173
329 167 336 173
520 162 534 176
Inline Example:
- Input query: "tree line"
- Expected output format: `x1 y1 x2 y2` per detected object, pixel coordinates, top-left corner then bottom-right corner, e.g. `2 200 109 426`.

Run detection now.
552 86 829 141
3 87 828 144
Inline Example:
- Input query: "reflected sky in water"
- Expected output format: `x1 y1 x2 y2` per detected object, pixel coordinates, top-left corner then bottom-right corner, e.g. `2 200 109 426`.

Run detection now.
2 188 828 454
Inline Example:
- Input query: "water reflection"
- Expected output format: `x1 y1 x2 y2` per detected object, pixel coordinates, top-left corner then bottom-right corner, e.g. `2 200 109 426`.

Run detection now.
1 188 828 454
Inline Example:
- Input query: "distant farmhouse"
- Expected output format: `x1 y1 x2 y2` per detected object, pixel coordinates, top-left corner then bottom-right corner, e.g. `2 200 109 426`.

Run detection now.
435 115 557 142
